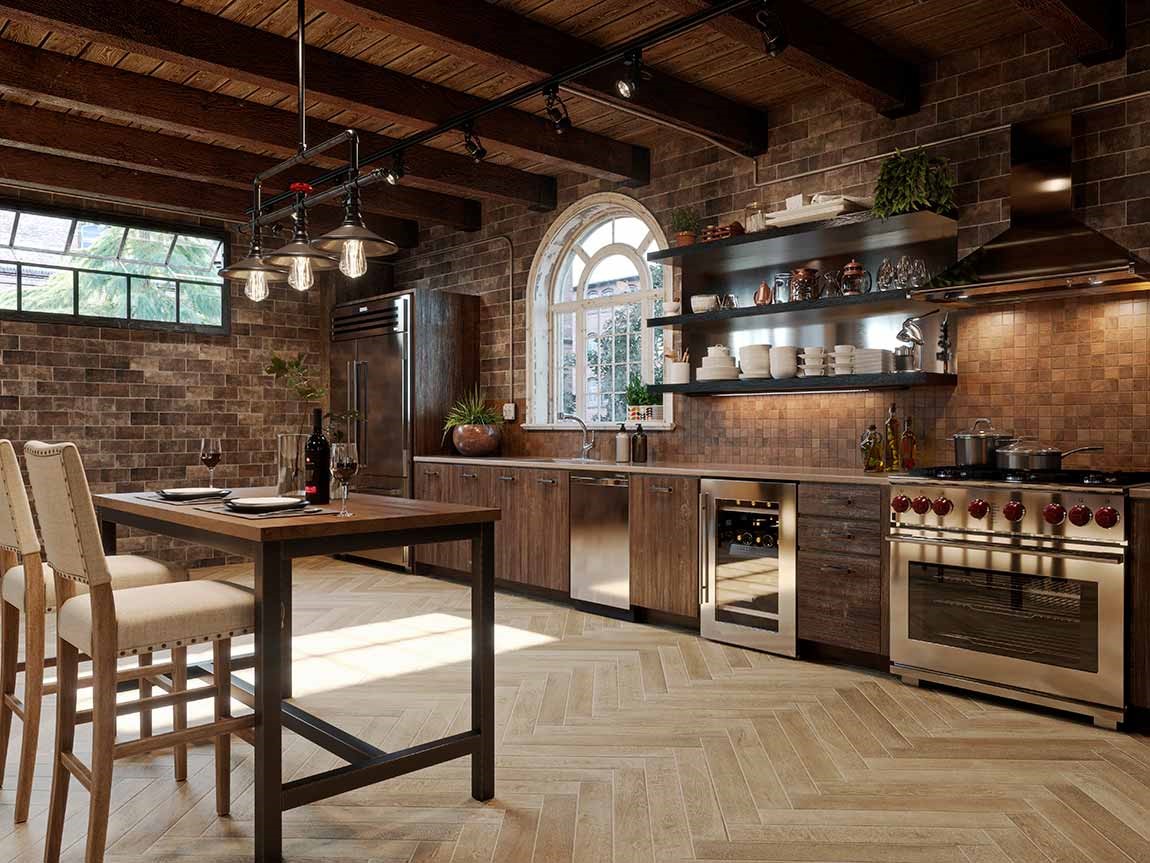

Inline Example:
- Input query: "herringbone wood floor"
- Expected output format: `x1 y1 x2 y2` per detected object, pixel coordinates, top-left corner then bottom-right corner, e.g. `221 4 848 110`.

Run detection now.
2 555 1149 862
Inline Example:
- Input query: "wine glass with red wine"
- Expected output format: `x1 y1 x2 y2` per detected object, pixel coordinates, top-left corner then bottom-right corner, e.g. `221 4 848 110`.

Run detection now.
200 437 222 488
330 442 358 517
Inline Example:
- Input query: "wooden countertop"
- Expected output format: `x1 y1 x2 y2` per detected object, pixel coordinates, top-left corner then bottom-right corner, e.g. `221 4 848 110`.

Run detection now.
413 455 892 486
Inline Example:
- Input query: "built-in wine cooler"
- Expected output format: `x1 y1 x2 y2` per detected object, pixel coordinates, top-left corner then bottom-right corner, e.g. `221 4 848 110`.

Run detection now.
700 479 797 657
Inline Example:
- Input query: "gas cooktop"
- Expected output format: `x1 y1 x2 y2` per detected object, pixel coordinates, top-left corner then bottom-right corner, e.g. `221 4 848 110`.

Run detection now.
896 466 1150 489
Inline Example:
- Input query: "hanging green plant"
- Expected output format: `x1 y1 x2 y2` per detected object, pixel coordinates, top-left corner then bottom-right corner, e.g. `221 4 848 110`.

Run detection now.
872 149 957 219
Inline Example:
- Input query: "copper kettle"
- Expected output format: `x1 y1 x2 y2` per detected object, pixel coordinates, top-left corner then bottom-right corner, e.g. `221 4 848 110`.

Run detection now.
754 281 774 305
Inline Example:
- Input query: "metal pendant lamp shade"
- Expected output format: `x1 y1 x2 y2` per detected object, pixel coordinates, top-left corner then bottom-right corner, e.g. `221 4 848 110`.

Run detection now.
312 186 398 278
266 199 338 291
219 231 289 302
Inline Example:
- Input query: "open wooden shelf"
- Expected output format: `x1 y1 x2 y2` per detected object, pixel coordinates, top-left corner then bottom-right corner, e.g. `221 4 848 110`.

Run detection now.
648 372 958 396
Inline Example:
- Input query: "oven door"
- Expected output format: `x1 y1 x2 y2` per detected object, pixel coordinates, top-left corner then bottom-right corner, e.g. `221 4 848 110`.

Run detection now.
889 533 1124 709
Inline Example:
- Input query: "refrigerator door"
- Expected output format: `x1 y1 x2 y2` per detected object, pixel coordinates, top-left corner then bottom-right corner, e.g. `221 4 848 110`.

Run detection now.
355 330 410 492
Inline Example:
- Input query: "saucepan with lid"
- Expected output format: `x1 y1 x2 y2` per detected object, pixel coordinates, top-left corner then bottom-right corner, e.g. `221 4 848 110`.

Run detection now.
995 440 1104 472
952 418 1015 466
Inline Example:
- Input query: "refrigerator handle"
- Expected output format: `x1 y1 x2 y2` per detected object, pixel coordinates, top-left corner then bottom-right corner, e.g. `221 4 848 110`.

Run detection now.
358 360 369 468
699 492 710 606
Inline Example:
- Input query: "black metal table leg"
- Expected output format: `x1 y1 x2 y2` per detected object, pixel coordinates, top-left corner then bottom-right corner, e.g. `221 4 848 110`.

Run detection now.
281 557 292 700
471 522 495 801
254 541 284 863
99 518 117 555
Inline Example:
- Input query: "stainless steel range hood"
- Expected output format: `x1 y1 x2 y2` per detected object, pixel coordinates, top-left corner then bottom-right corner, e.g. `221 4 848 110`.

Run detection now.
914 113 1150 304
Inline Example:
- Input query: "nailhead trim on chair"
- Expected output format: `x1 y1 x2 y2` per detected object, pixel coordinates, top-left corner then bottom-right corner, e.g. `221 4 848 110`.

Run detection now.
118 626 254 658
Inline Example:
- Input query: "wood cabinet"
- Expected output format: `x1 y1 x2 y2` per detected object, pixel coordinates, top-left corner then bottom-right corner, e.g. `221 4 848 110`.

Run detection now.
1129 499 1150 713
796 482 887 656
630 475 699 619
414 463 467 571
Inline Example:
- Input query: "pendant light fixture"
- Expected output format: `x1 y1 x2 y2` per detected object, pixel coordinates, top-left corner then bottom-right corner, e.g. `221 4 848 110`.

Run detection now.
312 181 399 278
266 183 338 291
219 227 289 302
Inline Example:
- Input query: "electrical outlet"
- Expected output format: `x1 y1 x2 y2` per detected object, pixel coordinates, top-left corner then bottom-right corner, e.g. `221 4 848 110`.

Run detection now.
502 402 517 421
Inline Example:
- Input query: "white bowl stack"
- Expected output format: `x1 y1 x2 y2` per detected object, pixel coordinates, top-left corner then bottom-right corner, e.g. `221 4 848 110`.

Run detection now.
769 346 799 379
798 347 826 377
697 346 740 381
852 348 893 374
739 344 771 379
831 344 855 375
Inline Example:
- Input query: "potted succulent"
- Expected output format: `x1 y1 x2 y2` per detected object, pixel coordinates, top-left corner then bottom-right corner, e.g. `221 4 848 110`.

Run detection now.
443 389 504 457
669 207 701 246
625 374 663 424
872 149 957 219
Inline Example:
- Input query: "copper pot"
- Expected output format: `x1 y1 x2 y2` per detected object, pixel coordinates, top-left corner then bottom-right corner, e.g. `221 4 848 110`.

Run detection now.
451 424 502 457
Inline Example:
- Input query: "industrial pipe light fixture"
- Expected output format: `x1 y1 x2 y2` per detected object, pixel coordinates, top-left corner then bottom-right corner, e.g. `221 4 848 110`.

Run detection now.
462 124 488 163
615 50 646 99
755 1 787 57
544 85 572 134
312 183 399 278
265 184 338 291
219 226 288 303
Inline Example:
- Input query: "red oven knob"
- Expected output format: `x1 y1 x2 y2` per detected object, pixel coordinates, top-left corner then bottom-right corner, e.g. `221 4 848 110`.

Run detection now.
1002 500 1026 523
1095 506 1120 529
968 498 989 519
931 496 953 516
1068 504 1093 526
1043 503 1066 525
911 496 932 515
891 495 911 513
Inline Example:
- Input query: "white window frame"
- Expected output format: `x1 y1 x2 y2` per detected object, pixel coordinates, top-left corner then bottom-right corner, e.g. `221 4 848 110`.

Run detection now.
525 193 672 431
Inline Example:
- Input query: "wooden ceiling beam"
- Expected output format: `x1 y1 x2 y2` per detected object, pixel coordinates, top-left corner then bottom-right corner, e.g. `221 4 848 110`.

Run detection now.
1013 0 1124 64
0 0 650 184
307 0 768 156
0 100 481 232
0 146 419 248
658 0 918 117
0 40 554 211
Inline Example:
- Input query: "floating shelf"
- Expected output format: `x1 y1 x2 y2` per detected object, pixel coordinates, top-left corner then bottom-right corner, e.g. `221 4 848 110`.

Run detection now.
648 290 939 332
648 372 958 397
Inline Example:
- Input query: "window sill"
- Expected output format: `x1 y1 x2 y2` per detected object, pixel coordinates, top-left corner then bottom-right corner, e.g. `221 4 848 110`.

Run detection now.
521 422 676 432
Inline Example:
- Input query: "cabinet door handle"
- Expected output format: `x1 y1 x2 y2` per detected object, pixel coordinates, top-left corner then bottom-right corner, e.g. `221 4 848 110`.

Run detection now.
461 472 477 479
651 485 673 493
699 492 710 605
497 475 515 482
424 470 440 477
537 477 558 485
823 563 854 575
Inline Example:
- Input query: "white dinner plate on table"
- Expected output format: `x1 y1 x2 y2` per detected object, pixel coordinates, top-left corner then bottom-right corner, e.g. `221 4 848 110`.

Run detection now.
225 497 307 513
158 487 229 500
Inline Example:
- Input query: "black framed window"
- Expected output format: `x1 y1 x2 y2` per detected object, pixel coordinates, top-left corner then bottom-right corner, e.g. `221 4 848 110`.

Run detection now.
0 202 229 334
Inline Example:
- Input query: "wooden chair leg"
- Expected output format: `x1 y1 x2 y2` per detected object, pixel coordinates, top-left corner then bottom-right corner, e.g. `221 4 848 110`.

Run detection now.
44 640 78 863
212 639 232 817
0 600 18 791
137 652 153 738
14 603 45 823
171 646 187 782
85 650 118 863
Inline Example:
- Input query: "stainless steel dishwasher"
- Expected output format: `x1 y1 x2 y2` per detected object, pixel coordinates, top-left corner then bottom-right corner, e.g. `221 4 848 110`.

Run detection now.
569 473 631 616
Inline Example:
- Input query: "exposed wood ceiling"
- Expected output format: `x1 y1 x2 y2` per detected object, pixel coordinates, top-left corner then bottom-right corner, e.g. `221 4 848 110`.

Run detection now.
0 0 1102 245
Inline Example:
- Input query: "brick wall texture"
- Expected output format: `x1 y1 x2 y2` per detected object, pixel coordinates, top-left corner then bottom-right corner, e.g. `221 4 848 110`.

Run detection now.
396 6 1150 472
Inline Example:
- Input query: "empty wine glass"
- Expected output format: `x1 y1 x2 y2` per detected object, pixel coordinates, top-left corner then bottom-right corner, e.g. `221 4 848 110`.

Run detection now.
200 437 222 488
877 258 896 291
330 442 359 517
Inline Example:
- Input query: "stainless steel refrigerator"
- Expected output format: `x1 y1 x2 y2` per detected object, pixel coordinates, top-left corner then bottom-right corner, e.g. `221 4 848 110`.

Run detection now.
330 289 479 568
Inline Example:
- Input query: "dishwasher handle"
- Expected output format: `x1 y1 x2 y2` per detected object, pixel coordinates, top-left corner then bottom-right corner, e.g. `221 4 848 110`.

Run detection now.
571 475 629 487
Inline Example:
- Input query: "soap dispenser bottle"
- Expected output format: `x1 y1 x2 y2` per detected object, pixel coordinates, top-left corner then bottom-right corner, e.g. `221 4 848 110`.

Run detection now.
615 423 631 463
630 424 648 464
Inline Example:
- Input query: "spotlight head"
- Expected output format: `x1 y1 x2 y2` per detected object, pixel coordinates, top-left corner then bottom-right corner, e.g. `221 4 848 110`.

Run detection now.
384 153 405 185
544 85 572 135
755 2 787 58
462 124 487 163
616 49 643 100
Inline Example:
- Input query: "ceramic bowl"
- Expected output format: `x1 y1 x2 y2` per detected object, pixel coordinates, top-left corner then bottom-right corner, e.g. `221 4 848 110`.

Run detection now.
691 295 720 313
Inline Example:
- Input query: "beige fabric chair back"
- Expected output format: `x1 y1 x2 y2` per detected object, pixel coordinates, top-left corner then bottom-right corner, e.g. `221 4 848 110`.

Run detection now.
23 442 111 587
0 440 39 556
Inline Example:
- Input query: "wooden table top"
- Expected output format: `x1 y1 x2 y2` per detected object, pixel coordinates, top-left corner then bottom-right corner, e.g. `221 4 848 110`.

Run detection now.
93 488 500 544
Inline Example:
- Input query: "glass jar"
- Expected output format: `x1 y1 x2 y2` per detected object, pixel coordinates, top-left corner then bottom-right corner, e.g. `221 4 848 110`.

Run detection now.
744 201 769 234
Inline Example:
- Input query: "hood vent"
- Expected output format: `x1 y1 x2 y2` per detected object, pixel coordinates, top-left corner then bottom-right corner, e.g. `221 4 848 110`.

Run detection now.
914 113 1150 304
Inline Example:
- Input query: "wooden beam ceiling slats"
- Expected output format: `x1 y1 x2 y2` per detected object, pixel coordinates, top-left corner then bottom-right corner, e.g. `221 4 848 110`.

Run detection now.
0 101 482 231
0 0 651 183
1012 0 1123 63
0 145 420 248
0 39 557 211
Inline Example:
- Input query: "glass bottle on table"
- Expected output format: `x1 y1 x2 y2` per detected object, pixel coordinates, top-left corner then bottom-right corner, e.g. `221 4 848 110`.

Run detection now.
330 442 359 517
200 437 222 488
304 408 331 504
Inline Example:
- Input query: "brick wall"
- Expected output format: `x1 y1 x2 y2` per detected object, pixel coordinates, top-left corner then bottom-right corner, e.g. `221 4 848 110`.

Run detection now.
397 7 1150 471
0 189 327 567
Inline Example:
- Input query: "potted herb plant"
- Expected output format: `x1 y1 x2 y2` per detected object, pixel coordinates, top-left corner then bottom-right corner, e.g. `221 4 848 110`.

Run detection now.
872 149 957 219
443 389 504 457
625 374 663 424
669 207 701 247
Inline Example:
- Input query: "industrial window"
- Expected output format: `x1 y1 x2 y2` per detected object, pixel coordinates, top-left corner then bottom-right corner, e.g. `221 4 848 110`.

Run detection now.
0 204 229 334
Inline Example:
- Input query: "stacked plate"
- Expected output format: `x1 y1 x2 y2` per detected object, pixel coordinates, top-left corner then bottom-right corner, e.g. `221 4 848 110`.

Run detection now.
831 344 855 375
738 344 771 379
157 487 230 502
798 347 826 377
697 347 740 381
225 496 308 514
852 348 893 374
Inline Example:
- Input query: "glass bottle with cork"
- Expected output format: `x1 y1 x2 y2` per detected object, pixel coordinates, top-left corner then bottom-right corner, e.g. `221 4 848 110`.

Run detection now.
883 402 901 472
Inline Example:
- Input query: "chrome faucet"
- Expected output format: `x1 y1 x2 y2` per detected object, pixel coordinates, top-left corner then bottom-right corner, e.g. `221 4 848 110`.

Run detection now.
559 413 596 460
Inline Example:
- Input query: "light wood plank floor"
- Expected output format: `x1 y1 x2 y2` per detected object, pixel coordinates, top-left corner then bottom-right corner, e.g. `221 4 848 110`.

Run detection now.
2 555 1149 862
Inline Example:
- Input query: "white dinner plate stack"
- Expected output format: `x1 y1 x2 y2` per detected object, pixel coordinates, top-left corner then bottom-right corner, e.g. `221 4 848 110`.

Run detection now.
798 347 827 377
697 346 740 381
738 344 771 379
830 345 855 375
852 348 893 374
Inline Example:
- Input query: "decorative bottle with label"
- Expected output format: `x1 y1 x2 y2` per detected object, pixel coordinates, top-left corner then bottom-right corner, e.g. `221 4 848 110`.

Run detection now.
615 423 631 463
304 407 331 504
899 415 918 471
859 425 885 472
883 402 901 472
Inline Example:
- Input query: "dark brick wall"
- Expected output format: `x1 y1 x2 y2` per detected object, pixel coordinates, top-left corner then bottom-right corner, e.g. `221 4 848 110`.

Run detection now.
397 7 1150 470
0 189 327 567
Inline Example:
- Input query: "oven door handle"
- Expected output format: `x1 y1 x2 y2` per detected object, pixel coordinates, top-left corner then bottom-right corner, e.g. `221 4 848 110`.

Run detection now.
885 535 1124 564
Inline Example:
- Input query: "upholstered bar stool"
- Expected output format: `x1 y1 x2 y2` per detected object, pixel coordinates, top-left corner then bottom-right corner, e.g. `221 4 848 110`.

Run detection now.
24 441 256 863
0 440 189 823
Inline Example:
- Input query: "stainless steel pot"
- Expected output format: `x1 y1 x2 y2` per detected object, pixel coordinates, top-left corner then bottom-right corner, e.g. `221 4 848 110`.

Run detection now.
952 418 1015 466
995 442 1104 472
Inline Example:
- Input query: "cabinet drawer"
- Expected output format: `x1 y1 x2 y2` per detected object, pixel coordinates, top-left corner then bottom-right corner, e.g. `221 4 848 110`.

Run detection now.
796 550 882 654
798 483 880 520
798 516 881 557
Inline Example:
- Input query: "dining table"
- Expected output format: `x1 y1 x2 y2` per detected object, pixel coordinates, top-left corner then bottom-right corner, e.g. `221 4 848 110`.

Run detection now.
92 487 500 863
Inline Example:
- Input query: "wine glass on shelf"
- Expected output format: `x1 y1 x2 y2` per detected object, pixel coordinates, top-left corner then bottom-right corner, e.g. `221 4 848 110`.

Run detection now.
330 442 359 518
200 437 222 488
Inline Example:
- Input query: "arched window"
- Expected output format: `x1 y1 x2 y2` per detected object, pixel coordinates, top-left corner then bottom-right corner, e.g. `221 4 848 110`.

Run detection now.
527 193 670 427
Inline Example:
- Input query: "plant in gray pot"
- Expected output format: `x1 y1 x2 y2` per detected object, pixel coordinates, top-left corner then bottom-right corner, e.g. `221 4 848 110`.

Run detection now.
443 389 504 457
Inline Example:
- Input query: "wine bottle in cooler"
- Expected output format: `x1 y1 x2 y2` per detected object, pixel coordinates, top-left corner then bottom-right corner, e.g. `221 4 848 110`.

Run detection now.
304 407 331 504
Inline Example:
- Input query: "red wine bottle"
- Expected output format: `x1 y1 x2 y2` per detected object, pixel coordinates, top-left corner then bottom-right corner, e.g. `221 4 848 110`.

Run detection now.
304 407 331 504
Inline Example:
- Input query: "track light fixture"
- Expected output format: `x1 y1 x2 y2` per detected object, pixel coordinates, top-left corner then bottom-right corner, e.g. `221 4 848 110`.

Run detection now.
383 153 405 185
265 183 338 291
544 85 572 134
462 123 487 163
312 182 399 278
616 49 647 99
755 0 787 58
219 225 288 303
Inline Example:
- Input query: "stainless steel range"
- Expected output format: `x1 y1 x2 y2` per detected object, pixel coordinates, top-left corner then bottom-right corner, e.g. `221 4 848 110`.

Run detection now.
887 467 1148 729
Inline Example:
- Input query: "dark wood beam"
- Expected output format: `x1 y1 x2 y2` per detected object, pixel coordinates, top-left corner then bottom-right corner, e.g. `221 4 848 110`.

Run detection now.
658 0 918 118
0 101 480 231
308 0 768 156
0 41 552 212
0 146 419 248
0 0 650 184
1013 0 1124 64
